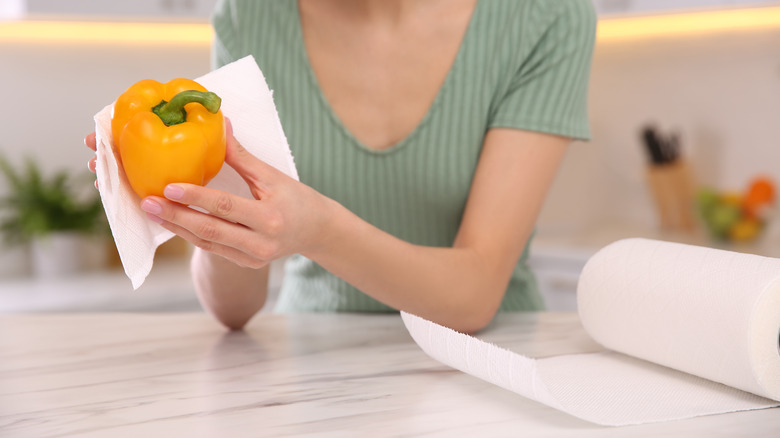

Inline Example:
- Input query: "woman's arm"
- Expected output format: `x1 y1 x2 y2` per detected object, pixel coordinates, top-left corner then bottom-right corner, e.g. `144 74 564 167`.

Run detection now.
142 127 568 333
306 128 569 332
189 248 269 330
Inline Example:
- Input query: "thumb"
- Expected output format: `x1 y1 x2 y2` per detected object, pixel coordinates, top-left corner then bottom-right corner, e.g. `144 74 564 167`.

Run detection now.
223 118 281 190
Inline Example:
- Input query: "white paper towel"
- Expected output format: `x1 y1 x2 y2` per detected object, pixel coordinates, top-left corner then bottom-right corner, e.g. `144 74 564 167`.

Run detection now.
94 56 297 289
401 238 780 425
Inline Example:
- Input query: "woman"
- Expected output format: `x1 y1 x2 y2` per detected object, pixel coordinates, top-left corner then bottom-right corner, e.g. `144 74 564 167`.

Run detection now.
86 0 596 333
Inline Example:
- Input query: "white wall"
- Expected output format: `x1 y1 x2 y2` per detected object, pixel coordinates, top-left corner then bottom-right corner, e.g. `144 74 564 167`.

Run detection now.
537 25 780 231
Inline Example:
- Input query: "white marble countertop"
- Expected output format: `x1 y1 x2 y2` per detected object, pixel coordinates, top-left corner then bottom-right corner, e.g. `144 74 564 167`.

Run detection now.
1 312 777 437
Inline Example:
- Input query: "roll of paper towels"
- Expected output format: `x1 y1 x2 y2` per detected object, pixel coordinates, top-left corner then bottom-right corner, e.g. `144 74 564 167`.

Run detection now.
578 238 780 401
401 238 780 425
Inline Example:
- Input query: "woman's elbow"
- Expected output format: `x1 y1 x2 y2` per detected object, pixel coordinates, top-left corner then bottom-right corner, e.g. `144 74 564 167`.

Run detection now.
454 308 497 335
444 292 502 335
211 308 258 331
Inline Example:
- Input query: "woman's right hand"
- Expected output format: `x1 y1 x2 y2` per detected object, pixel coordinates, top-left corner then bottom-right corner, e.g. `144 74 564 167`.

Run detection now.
85 132 98 188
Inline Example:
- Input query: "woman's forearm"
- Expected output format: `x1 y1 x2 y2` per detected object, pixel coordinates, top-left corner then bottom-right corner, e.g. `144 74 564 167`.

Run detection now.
305 203 520 333
190 248 269 330
303 130 567 333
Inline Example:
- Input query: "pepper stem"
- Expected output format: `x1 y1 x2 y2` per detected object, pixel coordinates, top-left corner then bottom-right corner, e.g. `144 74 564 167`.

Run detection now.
152 90 222 126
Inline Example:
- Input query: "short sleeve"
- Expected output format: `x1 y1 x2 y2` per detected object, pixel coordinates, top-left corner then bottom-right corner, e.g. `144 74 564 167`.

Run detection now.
210 0 242 70
489 0 596 141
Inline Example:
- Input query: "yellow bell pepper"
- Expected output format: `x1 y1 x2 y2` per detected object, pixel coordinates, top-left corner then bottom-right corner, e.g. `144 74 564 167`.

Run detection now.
111 78 226 198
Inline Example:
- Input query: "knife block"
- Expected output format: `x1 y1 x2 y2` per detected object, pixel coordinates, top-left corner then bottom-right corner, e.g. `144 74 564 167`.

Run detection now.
646 160 697 232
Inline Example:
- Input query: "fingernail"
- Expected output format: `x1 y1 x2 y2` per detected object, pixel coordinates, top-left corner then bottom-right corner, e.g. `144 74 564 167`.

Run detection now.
164 184 184 200
141 199 162 215
145 213 164 224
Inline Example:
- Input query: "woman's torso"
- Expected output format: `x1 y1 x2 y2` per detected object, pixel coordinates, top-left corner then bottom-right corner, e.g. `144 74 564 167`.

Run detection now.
210 0 595 313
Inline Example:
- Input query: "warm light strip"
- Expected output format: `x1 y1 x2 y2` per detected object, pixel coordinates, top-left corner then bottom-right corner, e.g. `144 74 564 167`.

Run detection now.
2 6 780 45
597 6 780 41
0 20 213 45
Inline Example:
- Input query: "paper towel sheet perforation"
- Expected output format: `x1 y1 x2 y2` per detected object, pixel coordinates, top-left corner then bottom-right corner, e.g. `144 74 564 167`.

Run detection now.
403 238 780 426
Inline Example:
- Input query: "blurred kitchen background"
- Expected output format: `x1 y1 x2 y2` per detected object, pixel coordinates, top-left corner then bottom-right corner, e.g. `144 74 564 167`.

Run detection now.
1 0 779 313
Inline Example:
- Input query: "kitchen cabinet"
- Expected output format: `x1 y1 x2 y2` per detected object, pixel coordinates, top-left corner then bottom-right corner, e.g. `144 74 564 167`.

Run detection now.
0 260 200 313
6 0 779 21
528 246 590 312
0 258 285 313
593 0 779 15
6 0 219 20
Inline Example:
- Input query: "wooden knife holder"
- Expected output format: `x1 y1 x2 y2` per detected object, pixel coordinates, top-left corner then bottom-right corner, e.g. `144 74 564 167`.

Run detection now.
646 160 697 232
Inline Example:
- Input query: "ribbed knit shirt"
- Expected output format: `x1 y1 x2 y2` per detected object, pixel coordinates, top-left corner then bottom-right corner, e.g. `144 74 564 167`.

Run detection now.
211 0 596 313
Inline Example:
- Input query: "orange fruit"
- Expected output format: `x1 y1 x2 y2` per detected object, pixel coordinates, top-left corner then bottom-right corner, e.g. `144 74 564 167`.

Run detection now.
743 177 775 219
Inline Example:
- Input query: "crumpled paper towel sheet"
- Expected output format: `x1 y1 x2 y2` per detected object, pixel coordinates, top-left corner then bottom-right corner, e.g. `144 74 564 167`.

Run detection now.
94 55 297 289
402 238 780 425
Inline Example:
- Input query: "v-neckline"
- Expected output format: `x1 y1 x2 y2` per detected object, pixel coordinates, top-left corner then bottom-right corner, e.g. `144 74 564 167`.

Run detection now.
293 0 481 155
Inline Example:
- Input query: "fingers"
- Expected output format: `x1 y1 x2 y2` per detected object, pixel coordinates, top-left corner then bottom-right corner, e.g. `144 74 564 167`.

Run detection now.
162 183 255 225
85 132 97 151
86 132 97 189
151 212 267 269
141 196 266 262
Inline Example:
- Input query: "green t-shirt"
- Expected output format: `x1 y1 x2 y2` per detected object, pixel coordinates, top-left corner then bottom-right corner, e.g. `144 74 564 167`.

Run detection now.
211 0 596 313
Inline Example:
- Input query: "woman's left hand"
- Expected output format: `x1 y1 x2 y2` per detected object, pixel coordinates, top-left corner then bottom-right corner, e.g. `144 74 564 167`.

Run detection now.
140 120 336 269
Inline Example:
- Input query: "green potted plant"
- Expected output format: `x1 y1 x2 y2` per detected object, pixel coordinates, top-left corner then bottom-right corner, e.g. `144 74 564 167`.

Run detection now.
0 153 108 278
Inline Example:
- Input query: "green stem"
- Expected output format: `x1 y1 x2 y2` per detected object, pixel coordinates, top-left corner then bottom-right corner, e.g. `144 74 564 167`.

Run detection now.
152 90 222 126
